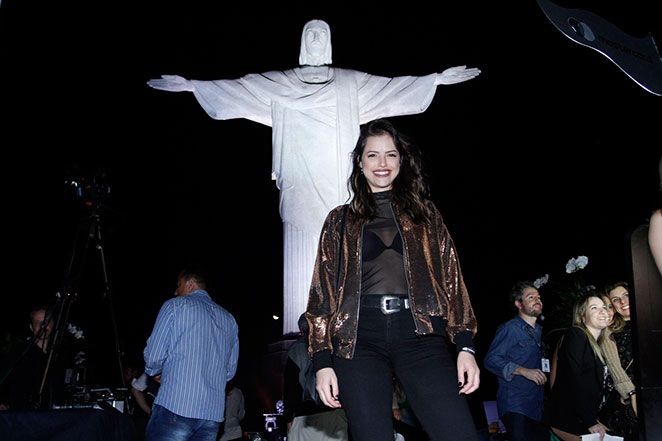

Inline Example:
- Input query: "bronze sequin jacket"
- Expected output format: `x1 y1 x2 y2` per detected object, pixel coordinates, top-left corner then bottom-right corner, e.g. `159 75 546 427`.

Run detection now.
306 201 477 360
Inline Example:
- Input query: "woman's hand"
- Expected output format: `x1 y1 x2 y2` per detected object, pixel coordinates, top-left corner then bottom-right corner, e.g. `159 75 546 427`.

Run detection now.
588 422 607 440
316 367 342 408
457 351 480 394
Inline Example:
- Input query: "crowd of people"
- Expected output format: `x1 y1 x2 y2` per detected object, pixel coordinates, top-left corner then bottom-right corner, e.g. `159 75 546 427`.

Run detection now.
292 119 657 441
484 281 639 441
0 277 645 441
1 120 658 441
0 267 247 441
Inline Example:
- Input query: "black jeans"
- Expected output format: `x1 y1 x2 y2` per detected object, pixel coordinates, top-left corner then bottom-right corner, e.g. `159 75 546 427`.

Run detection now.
333 306 478 441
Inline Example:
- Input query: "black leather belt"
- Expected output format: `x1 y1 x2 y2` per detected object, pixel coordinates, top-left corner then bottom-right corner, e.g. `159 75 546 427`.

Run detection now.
361 295 410 314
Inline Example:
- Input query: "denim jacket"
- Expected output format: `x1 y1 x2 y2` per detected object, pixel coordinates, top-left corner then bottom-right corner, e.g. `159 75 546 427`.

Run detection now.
484 316 545 420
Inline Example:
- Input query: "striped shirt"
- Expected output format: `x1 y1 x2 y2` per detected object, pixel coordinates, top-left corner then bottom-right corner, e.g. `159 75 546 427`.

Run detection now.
144 290 239 422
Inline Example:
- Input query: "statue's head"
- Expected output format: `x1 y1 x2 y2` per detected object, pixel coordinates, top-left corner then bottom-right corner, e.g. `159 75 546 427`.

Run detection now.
299 19 332 66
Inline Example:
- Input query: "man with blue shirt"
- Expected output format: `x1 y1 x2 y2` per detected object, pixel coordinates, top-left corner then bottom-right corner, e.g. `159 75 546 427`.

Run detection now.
143 266 239 441
484 281 548 441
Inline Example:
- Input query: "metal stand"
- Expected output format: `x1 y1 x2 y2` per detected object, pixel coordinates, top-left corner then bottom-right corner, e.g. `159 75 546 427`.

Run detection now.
37 172 127 409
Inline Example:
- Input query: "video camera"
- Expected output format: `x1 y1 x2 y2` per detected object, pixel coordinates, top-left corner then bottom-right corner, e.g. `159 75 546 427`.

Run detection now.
65 168 111 206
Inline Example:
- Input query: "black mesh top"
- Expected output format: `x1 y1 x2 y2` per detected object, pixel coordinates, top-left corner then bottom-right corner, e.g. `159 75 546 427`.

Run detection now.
361 191 408 296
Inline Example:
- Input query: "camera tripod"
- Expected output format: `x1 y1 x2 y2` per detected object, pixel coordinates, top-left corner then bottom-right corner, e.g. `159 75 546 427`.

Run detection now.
36 179 127 410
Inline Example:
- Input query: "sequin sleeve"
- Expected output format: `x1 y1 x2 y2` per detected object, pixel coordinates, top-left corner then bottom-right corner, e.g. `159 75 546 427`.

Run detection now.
305 206 345 358
431 205 478 342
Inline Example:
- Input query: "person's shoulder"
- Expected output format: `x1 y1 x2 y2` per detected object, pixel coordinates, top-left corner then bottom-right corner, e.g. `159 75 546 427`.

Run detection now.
160 295 190 315
324 204 350 223
495 316 522 333
330 204 349 215
160 296 180 309
564 325 583 336
425 202 446 225
212 303 238 325
219 305 237 320
563 326 588 344
505 316 525 328
172 291 209 308
189 295 238 328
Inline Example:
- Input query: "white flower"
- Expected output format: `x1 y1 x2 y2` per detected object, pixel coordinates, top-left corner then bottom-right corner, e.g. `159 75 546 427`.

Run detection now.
533 274 549 289
565 256 589 273
67 323 84 340
74 351 86 366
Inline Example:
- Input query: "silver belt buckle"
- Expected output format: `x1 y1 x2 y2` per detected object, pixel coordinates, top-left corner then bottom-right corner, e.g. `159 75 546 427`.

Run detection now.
381 295 401 314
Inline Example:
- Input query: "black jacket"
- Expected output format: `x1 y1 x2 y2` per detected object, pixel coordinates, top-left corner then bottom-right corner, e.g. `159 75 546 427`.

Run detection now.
544 326 607 434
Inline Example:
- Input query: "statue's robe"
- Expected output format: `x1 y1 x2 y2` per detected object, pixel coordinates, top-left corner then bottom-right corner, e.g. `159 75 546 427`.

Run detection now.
191 67 439 333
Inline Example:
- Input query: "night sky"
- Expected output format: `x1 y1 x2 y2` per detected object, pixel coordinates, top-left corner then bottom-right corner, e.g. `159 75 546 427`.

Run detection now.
1 0 660 426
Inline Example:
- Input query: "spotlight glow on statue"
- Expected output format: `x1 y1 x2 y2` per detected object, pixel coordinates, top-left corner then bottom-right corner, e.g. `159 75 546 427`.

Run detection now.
147 19 480 334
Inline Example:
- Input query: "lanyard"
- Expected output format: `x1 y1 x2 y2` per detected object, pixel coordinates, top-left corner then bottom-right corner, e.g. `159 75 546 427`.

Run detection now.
524 325 545 355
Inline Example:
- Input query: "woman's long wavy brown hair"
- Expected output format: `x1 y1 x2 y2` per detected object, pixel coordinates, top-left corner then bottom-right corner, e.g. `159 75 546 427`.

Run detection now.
349 119 434 224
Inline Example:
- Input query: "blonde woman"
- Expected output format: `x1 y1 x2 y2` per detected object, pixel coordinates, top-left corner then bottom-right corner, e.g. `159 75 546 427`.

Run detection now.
544 295 610 441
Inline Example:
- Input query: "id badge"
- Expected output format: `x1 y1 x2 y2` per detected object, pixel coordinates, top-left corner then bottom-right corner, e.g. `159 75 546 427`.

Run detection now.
541 358 551 373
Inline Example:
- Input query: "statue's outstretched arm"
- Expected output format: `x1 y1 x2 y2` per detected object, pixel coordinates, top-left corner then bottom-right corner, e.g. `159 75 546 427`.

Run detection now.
146 75 195 92
434 66 481 85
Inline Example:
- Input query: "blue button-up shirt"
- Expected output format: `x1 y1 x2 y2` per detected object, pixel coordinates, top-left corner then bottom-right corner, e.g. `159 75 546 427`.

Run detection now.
144 290 239 422
484 316 545 420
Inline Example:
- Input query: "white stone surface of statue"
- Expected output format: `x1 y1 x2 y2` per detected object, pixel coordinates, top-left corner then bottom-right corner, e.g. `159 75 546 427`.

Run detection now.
147 19 480 334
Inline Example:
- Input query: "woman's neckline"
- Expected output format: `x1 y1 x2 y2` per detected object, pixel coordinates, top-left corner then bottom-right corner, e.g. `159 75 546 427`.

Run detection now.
372 190 392 200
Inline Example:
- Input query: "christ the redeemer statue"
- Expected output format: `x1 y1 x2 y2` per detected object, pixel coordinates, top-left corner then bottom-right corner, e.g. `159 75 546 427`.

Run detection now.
148 19 480 334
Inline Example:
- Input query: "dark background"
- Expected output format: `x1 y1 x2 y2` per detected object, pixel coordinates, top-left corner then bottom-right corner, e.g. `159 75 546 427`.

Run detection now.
1 0 660 431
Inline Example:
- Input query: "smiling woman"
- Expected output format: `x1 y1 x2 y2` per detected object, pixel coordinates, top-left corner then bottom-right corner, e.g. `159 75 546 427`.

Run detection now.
608 283 631 320
543 295 610 441
600 281 639 438
582 296 610 339
359 134 401 193
306 119 480 441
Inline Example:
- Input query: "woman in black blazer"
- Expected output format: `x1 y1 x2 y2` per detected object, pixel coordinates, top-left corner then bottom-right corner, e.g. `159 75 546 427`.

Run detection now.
545 295 610 441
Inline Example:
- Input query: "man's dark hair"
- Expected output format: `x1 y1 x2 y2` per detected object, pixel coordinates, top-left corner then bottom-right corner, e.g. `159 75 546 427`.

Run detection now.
509 281 536 305
178 264 210 291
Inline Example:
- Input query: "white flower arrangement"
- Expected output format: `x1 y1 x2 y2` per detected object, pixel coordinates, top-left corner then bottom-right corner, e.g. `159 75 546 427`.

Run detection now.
533 274 549 289
565 256 589 273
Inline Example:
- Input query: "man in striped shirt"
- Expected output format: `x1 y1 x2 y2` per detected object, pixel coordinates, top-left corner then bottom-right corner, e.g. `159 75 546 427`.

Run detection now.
143 266 239 441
